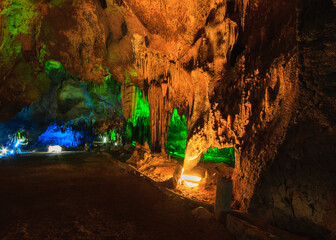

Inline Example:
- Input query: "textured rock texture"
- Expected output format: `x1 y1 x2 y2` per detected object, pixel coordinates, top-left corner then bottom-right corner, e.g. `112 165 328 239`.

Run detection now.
0 0 335 238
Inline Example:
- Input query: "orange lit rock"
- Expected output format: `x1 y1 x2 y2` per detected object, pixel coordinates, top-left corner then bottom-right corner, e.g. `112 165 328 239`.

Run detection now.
0 0 335 238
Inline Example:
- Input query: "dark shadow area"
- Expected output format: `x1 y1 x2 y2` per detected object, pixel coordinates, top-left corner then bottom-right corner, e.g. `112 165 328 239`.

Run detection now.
98 0 107 9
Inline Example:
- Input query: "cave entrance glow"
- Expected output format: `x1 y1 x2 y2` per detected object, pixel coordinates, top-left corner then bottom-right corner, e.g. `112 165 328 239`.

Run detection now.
166 109 187 158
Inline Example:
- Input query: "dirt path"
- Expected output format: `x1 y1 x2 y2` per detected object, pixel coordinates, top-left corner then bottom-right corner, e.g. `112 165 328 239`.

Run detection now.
0 152 233 240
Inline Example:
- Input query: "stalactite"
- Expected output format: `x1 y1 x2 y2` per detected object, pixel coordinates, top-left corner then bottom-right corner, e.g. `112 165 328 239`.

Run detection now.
235 0 249 29
148 84 171 152
121 83 136 121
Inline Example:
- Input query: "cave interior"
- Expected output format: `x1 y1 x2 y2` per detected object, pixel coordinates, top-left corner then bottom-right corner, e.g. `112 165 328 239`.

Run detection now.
0 0 335 239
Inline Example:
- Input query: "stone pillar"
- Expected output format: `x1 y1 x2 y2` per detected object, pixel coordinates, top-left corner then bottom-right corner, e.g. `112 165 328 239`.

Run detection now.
215 178 233 221
148 84 170 152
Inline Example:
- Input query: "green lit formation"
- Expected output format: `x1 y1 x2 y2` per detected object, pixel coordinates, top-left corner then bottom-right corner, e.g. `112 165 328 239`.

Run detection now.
0 0 37 61
88 69 122 106
125 88 151 145
166 109 235 165
132 88 150 145
132 89 150 127
45 60 64 74
166 109 187 157
110 130 117 141
203 147 235 165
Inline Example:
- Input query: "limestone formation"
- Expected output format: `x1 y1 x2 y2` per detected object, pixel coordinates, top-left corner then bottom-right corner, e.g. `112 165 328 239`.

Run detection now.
0 0 335 238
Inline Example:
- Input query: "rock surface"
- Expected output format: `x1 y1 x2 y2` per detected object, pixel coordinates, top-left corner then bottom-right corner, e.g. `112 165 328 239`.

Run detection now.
0 0 335 238
192 207 213 220
215 178 233 220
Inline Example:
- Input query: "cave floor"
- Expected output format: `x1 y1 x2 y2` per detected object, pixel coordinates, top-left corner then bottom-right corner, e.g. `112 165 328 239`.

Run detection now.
0 152 234 240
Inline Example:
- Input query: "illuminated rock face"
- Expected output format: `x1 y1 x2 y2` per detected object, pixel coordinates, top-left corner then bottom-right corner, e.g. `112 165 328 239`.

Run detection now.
0 0 335 238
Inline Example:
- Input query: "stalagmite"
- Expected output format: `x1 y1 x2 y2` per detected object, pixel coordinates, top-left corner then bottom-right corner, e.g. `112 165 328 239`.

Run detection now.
0 0 334 238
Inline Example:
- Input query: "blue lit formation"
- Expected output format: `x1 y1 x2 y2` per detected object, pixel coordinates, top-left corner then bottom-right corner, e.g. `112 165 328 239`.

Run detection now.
15 140 21 148
37 124 83 148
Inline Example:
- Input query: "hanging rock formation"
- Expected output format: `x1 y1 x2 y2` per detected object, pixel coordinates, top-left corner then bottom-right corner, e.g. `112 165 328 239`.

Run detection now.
0 0 335 238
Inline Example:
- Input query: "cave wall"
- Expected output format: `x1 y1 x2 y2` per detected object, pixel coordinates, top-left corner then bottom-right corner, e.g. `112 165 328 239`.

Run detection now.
126 0 336 238
0 0 335 238
0 0 132 121
244 1 336 238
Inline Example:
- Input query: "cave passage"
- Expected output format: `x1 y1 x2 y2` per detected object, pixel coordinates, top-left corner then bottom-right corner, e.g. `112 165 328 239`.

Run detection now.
0 0 334 239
